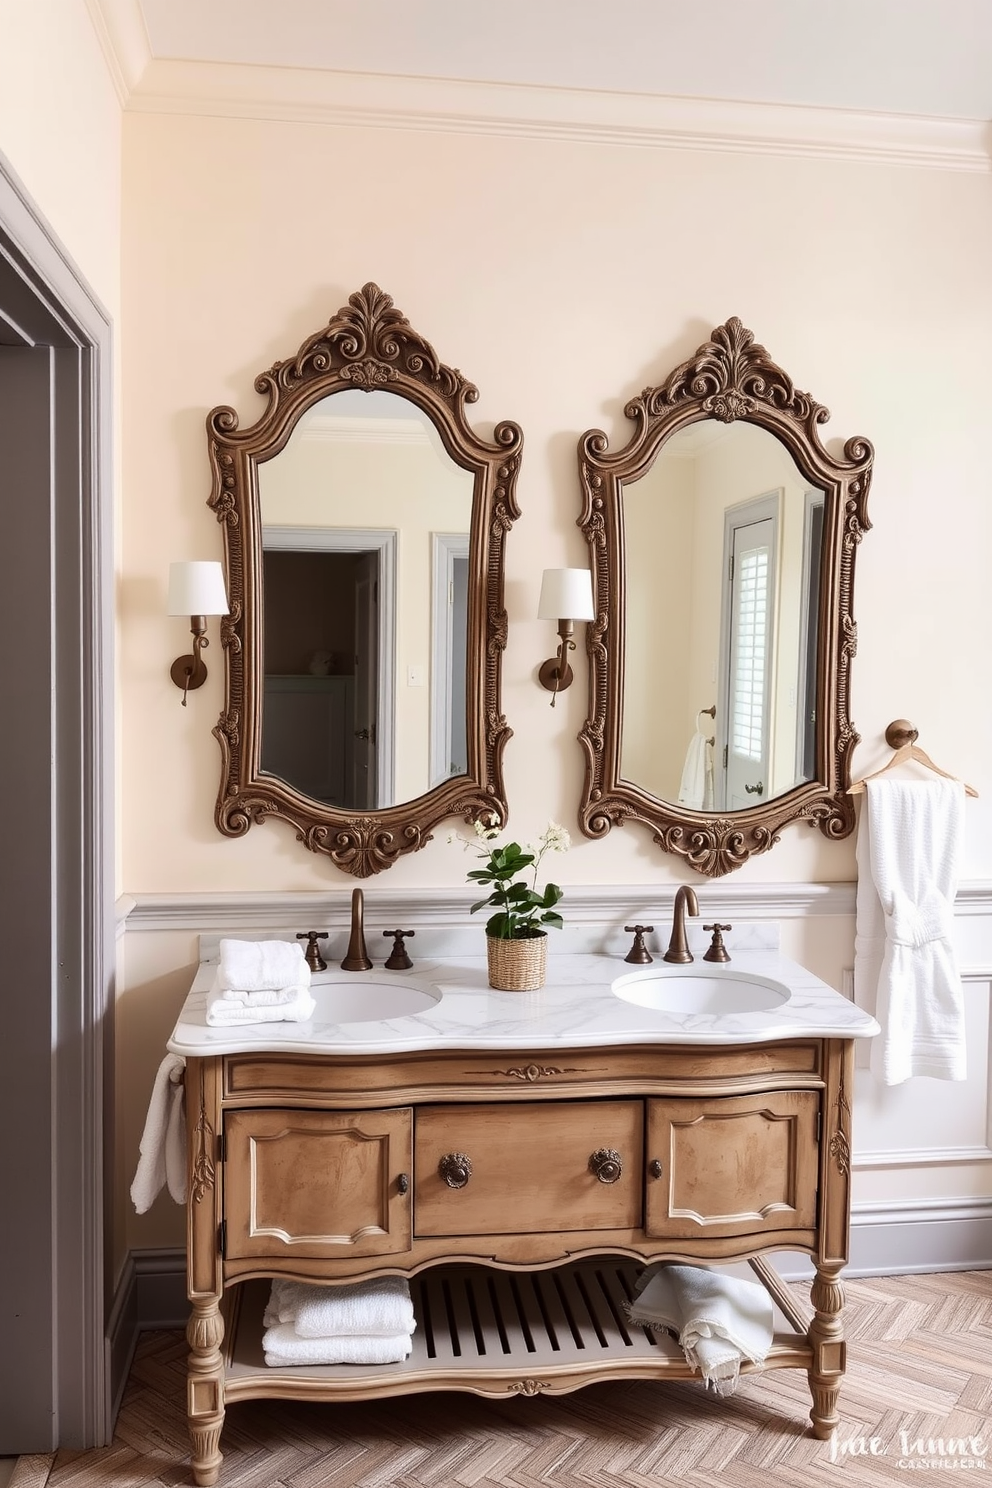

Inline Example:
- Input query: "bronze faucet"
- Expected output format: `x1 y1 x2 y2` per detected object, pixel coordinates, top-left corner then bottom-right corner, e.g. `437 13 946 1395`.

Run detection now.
663 885 699 964
341 887 373 971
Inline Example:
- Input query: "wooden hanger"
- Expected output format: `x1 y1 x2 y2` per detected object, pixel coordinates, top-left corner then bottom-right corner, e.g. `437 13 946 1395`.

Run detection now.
848 719 978 797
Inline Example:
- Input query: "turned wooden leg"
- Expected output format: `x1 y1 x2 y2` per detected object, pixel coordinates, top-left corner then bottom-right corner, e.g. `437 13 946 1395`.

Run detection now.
187 1297 226 1486
807 1258 846 1440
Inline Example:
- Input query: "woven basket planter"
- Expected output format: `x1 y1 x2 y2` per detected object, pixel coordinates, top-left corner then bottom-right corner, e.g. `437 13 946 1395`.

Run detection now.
486 933 547 991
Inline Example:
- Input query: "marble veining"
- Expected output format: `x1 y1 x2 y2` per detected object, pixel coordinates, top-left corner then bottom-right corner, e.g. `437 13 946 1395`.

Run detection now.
168 948 879 1057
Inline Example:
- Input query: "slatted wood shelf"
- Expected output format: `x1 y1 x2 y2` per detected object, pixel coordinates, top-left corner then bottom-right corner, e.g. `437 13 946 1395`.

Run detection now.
222 1259 812 1404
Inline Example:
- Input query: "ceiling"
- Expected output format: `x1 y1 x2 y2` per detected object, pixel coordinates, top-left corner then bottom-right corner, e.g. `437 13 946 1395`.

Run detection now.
129 0 992 122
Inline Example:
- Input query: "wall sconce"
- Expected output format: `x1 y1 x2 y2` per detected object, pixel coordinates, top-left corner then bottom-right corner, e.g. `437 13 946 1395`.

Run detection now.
167 560 229 706
537 567 595 706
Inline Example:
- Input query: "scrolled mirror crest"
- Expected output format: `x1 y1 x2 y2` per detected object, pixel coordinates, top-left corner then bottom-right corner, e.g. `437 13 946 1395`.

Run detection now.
577 316 873 877
205 283 522 876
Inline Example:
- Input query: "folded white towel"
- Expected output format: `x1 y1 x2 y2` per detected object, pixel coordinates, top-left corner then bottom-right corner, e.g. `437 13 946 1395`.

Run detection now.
266 1276 416 1338
219 938 308 992
627 1264 773 1395
130 1053 187 1214
206 970 315 1026
262 1322 412 1367
854 778 966 1085
219 984 305 1007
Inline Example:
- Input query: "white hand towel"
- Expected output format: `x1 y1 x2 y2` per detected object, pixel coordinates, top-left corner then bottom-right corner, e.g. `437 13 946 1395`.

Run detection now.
626 1264 773 1395
219 938 308 992
854 778 966 1085
267 1276 416 1338
677 731 715 811
262 1323 412 1367
130 1053 187 1213
206 970 315 1026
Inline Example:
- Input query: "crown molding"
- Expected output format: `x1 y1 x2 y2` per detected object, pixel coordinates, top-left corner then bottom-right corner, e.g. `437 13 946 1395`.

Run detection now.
120 58 991 173
84 0 152 105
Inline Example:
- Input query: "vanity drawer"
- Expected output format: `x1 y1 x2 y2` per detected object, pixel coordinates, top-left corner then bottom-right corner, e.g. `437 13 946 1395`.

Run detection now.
224 1106 413 1260
645 1090 819 1240
414 1100 643 1236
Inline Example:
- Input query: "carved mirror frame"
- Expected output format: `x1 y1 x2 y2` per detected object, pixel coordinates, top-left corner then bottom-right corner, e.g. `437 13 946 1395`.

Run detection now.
577 317 873 877
206 282 522 876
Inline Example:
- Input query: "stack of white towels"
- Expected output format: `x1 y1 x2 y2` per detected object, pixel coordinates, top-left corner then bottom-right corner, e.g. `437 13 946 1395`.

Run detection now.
206 938 316 1027
262 1276 416 1367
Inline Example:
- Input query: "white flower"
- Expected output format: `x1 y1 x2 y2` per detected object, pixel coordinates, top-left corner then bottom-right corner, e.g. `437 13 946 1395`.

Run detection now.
542 821 571 854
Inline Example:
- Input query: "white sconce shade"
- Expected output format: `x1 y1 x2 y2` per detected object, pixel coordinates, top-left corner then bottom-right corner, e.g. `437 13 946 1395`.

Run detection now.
167 561 229 706
538 567 594 622
168 560 229 617
537 567 594 705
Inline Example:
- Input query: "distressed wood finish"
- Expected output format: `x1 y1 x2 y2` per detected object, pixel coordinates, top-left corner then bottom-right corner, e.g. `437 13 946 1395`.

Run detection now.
206 282 522 876
224 1107 412 1260
577 317 873 876
184 1037 856 1484
413 1100 643 1236
645 1089 819 1240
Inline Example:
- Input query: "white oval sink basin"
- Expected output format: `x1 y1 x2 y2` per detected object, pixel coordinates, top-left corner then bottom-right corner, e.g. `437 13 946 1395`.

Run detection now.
612 967 790 1015
309 974 441 1023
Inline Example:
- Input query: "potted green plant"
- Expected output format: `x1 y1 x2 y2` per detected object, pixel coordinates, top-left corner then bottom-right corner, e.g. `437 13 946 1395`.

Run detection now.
465 821 569 990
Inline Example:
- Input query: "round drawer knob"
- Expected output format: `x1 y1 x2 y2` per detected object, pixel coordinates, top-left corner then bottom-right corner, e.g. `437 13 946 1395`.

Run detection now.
438 1152 473 1188
589 1147 623 1184
649 1159 664 1180
397 1172 410 1194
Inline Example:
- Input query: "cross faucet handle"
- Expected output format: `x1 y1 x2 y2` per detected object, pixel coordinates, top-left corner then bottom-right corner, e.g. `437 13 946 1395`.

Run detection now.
703 923 732 963
296 930 328 973
383 929 416 971
623 925 654 965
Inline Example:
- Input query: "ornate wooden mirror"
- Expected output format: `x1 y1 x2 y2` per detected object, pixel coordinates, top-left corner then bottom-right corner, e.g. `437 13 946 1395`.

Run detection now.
207 283 522 876
577 317 873 876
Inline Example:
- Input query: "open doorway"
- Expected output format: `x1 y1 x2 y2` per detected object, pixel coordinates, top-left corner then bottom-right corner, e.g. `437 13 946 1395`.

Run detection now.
261 527 396 808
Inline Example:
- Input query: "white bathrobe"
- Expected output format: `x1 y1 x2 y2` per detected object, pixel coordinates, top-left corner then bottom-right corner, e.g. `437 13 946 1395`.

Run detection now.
853 777 966 1085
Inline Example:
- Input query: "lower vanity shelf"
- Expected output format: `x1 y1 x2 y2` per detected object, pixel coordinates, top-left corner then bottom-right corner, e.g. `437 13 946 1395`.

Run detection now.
222 1258 811 1403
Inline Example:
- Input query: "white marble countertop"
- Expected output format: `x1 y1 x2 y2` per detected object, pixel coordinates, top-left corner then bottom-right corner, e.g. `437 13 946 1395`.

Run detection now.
167 947 879 1058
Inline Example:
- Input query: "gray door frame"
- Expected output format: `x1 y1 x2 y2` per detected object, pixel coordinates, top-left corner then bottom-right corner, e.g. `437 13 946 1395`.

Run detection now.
0 150 115 1449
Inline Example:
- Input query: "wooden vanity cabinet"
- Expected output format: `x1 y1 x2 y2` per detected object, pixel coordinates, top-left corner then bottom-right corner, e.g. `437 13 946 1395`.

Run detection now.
183 1038 854 1486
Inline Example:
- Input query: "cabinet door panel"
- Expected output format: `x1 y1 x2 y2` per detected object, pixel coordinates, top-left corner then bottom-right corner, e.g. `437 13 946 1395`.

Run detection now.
646 1091 818 1239
415 1100 643 1236
225 1107 412 1259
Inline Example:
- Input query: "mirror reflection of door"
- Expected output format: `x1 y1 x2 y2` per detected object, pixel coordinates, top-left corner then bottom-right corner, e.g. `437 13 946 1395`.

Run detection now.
431 533 469 786
259 531 396 808
719 499 777 811
619 420 826 812
798 492 825 782
351 551 379 808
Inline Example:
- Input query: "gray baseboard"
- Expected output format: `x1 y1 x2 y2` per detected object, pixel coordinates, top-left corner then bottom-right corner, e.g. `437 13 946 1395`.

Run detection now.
107 1249 190 1418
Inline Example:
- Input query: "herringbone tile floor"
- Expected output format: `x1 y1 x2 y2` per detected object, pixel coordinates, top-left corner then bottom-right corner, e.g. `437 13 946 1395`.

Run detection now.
14 1270 992 1487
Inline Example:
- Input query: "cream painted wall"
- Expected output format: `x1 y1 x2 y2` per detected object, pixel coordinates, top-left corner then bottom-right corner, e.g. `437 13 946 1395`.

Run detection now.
0 0 121 314
118 109 992 1263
